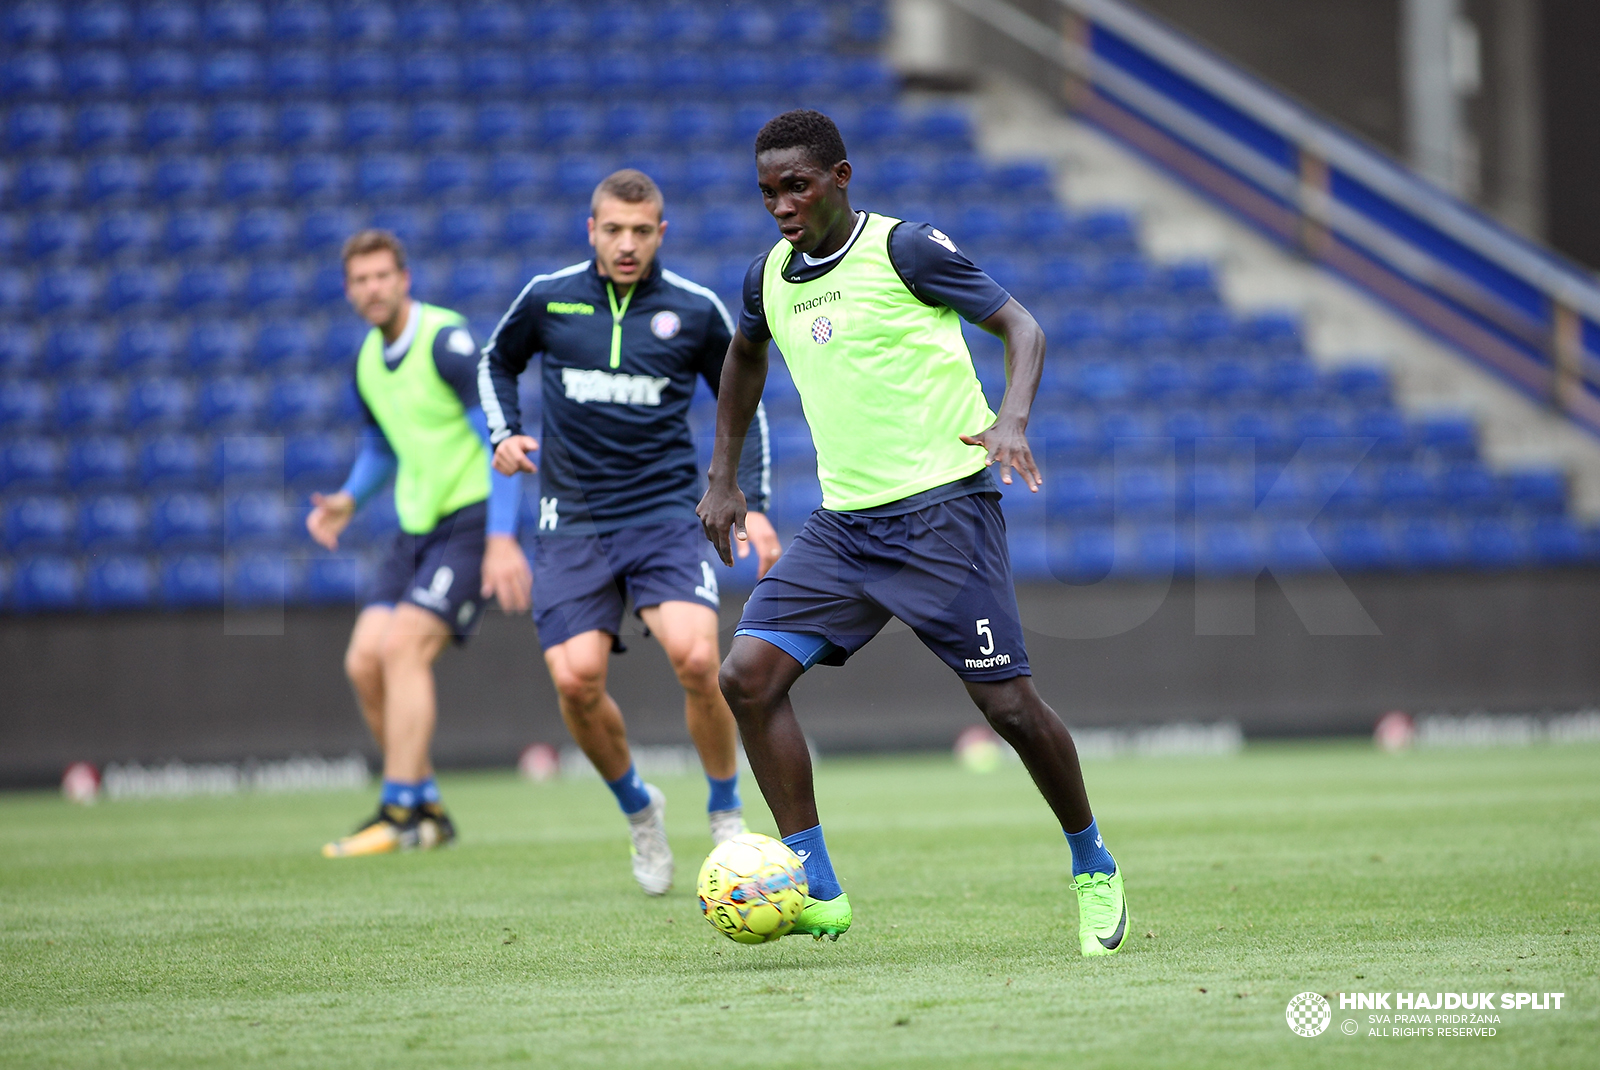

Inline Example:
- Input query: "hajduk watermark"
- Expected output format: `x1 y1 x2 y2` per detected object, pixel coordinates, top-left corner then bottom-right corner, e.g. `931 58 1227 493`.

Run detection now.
1287 990 1567 1038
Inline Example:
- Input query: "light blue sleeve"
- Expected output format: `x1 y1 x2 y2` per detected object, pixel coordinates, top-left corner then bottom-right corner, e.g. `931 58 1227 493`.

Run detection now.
468 406 523 536
338 427 398 508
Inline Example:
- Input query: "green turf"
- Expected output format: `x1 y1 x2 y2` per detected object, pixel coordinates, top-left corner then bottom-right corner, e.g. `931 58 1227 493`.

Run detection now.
1 742 1595 1069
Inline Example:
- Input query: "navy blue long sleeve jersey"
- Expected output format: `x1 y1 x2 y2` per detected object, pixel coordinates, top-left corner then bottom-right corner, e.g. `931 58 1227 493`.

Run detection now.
478 259 771 536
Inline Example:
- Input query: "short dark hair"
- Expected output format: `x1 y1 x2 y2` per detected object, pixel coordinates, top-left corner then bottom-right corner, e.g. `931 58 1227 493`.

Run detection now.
754 109 848 170
590 168 664 216
341 228 406 273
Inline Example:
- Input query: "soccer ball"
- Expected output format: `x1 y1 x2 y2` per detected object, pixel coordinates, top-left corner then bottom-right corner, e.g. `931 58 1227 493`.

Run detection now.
697 833 808 944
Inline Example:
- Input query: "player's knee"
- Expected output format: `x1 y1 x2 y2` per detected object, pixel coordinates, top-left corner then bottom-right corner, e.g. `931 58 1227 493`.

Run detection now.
668 639 719 690
344 644 382 689
550 660 605 707
976 684 1042 740
717 653 779 720
379 627 433 671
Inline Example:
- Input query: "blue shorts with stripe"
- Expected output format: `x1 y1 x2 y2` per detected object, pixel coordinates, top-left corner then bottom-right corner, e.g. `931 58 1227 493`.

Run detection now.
736 491 1030 682
367 500 487 643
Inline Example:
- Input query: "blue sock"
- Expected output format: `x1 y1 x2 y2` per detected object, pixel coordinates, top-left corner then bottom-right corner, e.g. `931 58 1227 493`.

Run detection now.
782 824 842 901
1065 817 1116 876
418 776 441 806
380 779 419 810
706 773 740 813
605 764 651 815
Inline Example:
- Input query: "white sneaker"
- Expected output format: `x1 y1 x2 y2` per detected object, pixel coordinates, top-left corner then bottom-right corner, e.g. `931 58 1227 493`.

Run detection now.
628 784 673 896
708 807 746 846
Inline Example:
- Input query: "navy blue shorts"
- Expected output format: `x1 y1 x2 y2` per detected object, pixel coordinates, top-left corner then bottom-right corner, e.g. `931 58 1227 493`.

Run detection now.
532 518 722 650
367 500 487 642
737 492 1031 682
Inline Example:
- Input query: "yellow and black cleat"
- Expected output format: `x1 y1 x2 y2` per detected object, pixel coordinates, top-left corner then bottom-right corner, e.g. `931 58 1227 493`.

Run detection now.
321 804 420 858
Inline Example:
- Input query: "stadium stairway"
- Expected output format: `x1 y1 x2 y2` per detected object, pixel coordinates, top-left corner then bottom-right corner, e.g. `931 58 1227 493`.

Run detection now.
3 0 1600 616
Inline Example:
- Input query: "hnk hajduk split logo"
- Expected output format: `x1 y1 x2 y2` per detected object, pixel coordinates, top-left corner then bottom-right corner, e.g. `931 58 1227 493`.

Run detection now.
1286 992 1332 1037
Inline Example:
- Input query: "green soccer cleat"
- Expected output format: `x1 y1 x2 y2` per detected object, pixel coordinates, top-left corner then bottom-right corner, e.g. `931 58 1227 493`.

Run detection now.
1072 868 1128 956
787 892 852 941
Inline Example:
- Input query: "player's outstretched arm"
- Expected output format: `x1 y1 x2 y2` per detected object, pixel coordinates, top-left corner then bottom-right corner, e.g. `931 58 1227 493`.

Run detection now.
960 297 1046 491
698 329 770 566
306 491 356 551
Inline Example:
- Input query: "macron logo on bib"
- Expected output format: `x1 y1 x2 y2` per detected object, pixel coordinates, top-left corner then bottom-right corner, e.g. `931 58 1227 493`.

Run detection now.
562 367 671 406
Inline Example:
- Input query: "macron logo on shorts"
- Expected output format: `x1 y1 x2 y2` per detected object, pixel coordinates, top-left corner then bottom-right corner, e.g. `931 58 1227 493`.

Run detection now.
562 367 671 406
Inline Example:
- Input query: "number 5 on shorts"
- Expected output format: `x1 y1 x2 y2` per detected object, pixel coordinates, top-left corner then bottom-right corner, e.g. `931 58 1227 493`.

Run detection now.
976 618 994 656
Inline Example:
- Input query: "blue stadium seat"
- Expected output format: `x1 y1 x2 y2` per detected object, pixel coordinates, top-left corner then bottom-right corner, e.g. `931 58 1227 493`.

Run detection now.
1414 413 1478 460
208 101 268 149
82 154 146 204
200 51 264 97
34 267 98 316
1528 516 1589 565
308 264 349 309
64 51 129 99
302 555 365 604
716 53 785 98
7 102 65 152
463 1 522 40
368 205 425 248
214 434 282 488
11 555 82 612
989 160 1054 200
422 153 482 201
1035 252 1091 295
173 265 236 311
265 49 330 99
66 435 134 491
186 319 246 373
232 208 292 256
74 102 134 151
285 433 355 489
1189 465 1253 517
276 102 337 149
86 555 155 610
443 260 509 309
0 326 38 377
105 266 169 314
336 1 395 42
4 495 73 551
267 376 335 429
412 101 466 148
288 154 350 202
322 320 368 367
1179 305 1234 349
1319 518 1392 571
240 263 303 312
0 268 28 317
268 2 331 42
57 380 122 432
12 158 77 207
150 156 214 203
472 100 526 147
655 52 715 99
136 2 196 42
1 53 61 99
485 153 552 201
1395 516 1463 570
203 0 264 43
197 376 263 430
78 494 145 551
589 1 650 44
126 378 194 431
131 49 196 97
718 5 778 47
502 204 557 249
94 209 158 261
3 3 63 46
663 103 727 149
41 320 104 373
164 212 225 260
601 102 655 148
255 320 312 369
535 101 597 148
219 154 284 203
228 553 290 606
301 206 361 255
161 552 223 607
150 492 219 549
399 0 457 41
550 154 609 200
1465 518 1525 570
113 321 174 373
354 154 417 202
334 51 397 97
68 2 132 44
1503 467 1566 515
344 101 401 147
434 205 491 251
225 491 289 547
1 438 63 491
26 212 85 260
401 50 461 97
463 51 521 99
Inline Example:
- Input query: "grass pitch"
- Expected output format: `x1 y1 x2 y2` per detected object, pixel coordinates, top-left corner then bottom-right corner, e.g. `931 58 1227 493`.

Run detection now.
1 742 1595 1069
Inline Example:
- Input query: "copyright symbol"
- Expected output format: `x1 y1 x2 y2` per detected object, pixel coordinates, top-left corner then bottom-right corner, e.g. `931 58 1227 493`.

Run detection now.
1341 1019 1359 1035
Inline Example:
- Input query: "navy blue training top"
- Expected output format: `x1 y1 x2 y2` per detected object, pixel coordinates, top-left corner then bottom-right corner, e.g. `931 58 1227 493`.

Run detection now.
478 259 772 536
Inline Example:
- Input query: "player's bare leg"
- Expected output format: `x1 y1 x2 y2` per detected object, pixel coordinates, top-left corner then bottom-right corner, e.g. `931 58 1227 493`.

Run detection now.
964 677 1092 833
378 604 450 783
640 600 748 845
718 633 849 937
546 629 673 894
343 606 391 745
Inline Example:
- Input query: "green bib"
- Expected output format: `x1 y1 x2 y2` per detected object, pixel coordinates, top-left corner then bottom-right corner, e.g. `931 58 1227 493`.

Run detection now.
355 302 488 534
762 214 995 511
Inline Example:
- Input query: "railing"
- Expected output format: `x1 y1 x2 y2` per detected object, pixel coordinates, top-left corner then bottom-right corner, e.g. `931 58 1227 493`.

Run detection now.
944 0 1600 436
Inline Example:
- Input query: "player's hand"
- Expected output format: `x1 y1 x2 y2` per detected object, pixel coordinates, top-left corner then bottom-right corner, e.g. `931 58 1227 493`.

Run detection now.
740 511 783 579
480 534 532 614
961 417 1042 492
493 435 539 476
306 490 356 550
696 480 748 568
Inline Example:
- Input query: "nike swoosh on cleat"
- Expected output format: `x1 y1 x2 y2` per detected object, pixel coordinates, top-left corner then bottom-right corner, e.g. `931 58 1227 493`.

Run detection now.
1097 901 1128 950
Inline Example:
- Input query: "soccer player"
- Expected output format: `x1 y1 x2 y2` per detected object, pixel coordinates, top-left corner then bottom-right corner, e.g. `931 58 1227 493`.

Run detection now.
307 229 524 858
697 111 1128 955
478 170 778 896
